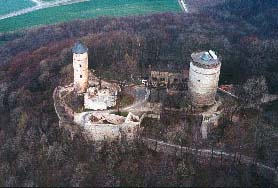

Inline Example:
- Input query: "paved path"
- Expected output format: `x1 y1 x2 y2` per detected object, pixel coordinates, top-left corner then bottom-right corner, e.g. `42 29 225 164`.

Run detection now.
0 0 89 20
178 0 189 13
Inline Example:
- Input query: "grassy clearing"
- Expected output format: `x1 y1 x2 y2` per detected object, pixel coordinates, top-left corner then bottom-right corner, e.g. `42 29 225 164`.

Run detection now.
0 0 35 15
0 0 181 33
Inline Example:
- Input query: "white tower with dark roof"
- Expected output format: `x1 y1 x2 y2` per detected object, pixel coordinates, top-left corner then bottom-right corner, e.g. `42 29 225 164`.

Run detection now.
188 50 221 107
72 42 89 93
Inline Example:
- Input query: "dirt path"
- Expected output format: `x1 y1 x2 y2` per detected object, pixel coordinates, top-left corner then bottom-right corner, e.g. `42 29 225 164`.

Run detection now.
178 0 189 13
31 0 43 5
0 0 89 20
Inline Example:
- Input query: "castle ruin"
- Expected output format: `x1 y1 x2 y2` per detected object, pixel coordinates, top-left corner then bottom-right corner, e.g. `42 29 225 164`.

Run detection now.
58 42 225 141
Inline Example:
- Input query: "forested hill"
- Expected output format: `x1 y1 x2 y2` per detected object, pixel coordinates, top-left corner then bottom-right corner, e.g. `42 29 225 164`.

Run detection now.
217 0 277 16
209 0 278 38
188 0 278 38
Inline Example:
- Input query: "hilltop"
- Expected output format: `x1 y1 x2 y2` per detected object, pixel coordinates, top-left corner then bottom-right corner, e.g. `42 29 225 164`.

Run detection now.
0 0 277 186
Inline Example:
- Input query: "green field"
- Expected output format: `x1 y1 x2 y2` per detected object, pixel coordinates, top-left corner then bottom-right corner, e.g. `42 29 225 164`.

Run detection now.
0 0 35 15
0 0 181 33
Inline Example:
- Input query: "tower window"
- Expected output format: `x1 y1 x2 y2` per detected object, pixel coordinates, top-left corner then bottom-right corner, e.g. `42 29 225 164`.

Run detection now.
79 64 82 67
80 75 82 78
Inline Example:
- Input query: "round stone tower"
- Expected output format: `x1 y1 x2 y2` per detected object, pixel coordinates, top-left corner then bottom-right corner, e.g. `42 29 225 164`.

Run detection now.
72 41 89 93
188 50 221 107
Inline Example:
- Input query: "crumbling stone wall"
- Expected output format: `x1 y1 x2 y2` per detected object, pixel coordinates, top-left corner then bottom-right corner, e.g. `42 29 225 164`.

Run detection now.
83 122 141 142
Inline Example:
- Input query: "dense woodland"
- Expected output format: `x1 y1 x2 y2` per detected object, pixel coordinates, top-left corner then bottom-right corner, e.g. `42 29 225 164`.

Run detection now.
0 0 277 186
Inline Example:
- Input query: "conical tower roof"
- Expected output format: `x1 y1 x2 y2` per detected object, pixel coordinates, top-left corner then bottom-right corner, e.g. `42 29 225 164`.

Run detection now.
72 41 88 54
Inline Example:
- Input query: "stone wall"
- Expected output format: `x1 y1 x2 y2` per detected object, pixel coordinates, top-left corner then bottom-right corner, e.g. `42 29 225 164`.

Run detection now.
142 138 278 184
53 87 82 140
74 111 143 142
83 123 140 142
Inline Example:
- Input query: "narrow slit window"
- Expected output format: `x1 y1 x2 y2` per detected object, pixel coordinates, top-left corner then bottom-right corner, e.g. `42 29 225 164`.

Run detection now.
79 64 82 67
80 75 82 78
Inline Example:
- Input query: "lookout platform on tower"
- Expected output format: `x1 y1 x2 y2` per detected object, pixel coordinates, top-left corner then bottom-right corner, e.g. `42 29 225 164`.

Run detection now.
191 51 220 69
72 41 88 54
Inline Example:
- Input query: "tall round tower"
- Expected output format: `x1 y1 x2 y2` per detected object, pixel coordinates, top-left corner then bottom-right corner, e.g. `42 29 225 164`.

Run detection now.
188 50 221 107
72 42 89 93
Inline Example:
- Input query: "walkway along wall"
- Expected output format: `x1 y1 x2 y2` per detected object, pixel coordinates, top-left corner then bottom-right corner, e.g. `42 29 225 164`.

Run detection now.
53 87 83 140
142 138 278 185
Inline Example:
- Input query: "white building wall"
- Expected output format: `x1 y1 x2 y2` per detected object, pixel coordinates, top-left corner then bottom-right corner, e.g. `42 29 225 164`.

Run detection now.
188 62 221 107
73 52 88 93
